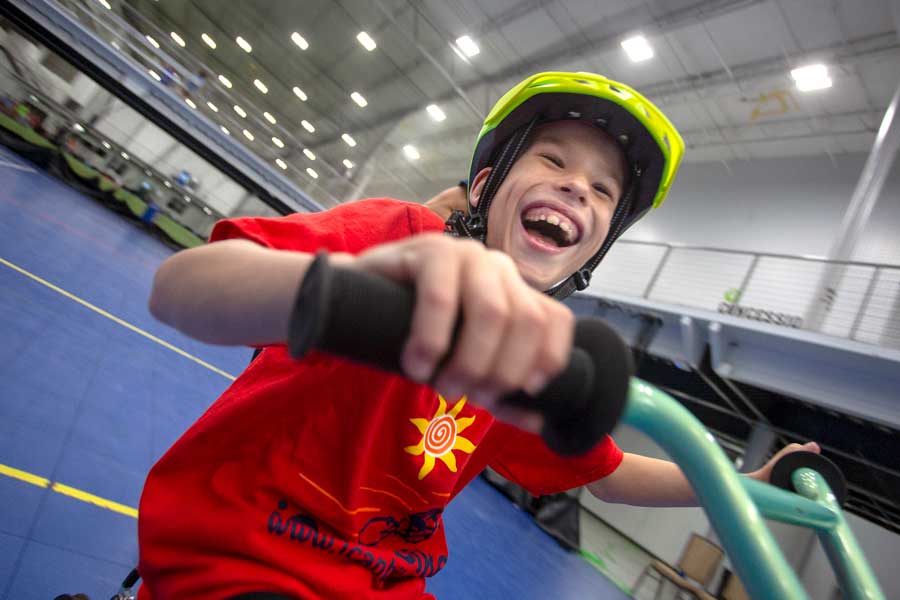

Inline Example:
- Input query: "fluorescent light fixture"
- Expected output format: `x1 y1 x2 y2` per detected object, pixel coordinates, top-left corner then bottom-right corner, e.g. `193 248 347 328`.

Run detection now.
455 35 479 57
343 159 354 169
170 31 186 47
185 98 197 109
403 144 420 160
426 104 446 122
202 33 216 49
291 32 308 50
184 195 191 203
145 170 152 176
301 119 315 133
146 35 160 49
207 101 218 112
292 86 308 101
164 180 172 188
306 167 318 179
276 158 288 170
148 69 161 81
220 125 230 135
350 91 368 107
263 111 277 124
233 105 247 118
303 148 316 161
791 63 832 92
97 0 111 10
102 141 111 149
357 31 377 51
621 35 654 62
254 79 268 94
341 133 357 147
236 36 252 53
121 151 130 160
202 206 212 215
272 136 285 148
73 123 85 132
218 74 232 88
243 129 255 141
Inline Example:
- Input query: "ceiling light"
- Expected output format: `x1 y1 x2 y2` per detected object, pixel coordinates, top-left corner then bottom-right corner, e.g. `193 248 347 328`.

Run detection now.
357 31 377 51
276 158 287 170
234 105 247 118
202 207 212 216
184 196 191 203
292 86 308 101
403 144 420 160
303 148 316 161
243 129 254 141
185 98 197 109
306 167 318 179
426 104 446 122
263 111 277 124
148 69 161 81
220 125 230 135
455 35 480 58
342 133 357 147
350 91 367 107
145 170 152 176
343 159 354 169
301 120 315 133
291 32 308 50
621 35 654 62
218 74 233 88
207 101 218 112
102 141 111 149
791 64 832 92
254 79 268 94
164 180 172 188
201 33 216 49
97 0 112 9
272 136 284 148
73 123 84 132
121 151 130 160
146 35 160 49
170 31 186 47
236 36 252 53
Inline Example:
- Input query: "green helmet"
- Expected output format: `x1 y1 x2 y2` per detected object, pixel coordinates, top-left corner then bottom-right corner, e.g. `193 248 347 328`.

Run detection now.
446 71 684 300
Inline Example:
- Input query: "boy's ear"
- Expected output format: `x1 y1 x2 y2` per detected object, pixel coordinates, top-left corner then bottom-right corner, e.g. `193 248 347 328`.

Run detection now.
469 167 492 209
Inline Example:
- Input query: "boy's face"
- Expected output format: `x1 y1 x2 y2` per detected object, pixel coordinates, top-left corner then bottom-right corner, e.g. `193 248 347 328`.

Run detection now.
471 120 628 291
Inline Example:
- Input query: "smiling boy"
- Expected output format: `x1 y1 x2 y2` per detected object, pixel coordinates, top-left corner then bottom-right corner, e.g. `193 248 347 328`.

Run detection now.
139 72 815 599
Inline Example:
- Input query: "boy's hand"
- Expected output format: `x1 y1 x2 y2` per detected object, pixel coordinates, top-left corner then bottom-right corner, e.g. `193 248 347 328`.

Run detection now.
748 441 821 483
348 233 575 433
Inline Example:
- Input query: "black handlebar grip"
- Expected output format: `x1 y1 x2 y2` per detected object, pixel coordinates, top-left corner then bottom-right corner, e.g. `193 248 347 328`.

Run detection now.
288 254 632 455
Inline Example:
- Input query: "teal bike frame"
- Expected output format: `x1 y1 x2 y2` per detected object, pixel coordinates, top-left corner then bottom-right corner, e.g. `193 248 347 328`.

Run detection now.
625 378 884 600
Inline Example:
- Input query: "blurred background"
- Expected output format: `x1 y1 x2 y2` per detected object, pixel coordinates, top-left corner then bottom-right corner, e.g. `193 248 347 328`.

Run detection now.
1 1 899 599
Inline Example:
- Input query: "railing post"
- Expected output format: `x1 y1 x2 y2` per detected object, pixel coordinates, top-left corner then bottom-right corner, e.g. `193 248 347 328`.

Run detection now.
642 245 674 298
848 267 880 341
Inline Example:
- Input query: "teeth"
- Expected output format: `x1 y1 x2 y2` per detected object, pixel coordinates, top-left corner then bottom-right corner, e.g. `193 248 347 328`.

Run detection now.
539 215 547 221
547 215 560 226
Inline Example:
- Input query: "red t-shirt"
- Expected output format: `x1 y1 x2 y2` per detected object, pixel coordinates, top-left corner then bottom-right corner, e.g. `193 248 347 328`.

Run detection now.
137 198 623 600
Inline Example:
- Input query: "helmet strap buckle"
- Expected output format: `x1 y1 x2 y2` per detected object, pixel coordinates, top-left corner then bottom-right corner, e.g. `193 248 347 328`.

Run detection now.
574 268 592 290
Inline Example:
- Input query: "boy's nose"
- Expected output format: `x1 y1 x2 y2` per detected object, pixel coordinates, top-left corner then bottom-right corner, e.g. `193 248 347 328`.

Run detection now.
559 183 587 205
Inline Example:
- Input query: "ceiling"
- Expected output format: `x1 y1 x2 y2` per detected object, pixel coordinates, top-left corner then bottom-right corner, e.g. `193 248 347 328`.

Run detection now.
112 0 900 207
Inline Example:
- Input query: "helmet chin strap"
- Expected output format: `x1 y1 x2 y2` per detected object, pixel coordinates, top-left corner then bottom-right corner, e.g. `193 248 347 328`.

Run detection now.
444 119 638 302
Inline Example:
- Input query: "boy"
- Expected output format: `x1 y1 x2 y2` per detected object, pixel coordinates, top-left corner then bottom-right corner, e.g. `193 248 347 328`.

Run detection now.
141 72 815 599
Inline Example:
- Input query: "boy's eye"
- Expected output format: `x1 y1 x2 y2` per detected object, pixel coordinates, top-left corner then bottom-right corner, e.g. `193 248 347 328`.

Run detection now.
540 153 563 168
593 183 611 197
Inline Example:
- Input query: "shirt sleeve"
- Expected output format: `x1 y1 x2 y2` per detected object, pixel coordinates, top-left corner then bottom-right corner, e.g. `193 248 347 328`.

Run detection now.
488 422 624 497
208 198 442 254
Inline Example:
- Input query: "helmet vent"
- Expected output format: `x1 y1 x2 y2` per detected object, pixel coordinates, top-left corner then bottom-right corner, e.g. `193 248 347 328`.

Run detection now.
595 117 608 127
567 110 581 118
617 133 630 146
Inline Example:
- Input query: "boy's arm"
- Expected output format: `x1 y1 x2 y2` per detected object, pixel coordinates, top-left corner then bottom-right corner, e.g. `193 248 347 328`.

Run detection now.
587 442 820 507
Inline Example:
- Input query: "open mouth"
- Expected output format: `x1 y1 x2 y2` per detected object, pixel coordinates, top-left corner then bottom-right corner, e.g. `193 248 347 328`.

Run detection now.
520 206 582 249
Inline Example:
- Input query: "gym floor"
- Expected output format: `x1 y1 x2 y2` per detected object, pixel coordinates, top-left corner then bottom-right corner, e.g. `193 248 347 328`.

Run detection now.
0 146 628 600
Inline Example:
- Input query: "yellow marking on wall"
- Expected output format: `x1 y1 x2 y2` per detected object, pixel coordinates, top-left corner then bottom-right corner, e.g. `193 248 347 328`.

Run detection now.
1 463 137 519
0 257 235 380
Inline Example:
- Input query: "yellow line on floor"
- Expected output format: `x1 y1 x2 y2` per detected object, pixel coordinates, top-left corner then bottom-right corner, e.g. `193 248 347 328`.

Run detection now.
0 463 137 519
0 256 235 381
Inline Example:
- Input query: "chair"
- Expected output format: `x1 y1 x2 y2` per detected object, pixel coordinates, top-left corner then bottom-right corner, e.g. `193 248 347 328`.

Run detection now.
632 533 724 599
719 570 750 600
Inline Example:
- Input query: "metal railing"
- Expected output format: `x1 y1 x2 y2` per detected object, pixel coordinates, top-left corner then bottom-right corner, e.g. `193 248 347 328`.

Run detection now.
585 240 900 350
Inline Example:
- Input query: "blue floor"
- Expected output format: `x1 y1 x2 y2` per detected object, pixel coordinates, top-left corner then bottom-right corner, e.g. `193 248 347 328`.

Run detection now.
0 146 627 600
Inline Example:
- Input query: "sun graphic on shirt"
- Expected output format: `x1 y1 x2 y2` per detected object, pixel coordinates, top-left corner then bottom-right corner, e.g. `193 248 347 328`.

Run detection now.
405 396 476 480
